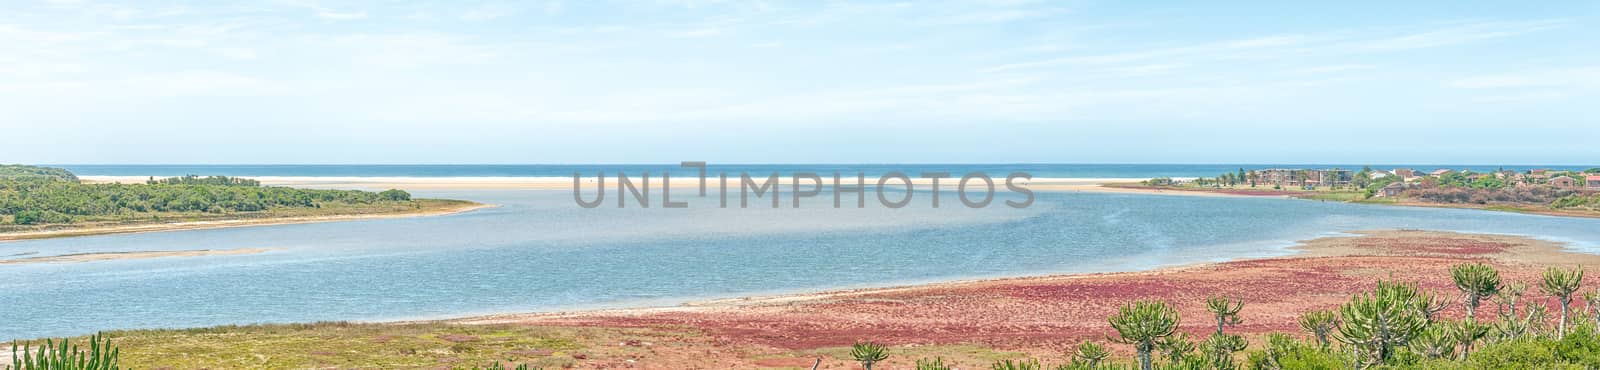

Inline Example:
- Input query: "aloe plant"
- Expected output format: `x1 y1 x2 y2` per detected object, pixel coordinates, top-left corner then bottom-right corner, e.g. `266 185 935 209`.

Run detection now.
1451 263 1503 320
1541 266 1585 338
1205 295 1244 335
1108 299 1180 370
11 333 119 370
850 341 890 370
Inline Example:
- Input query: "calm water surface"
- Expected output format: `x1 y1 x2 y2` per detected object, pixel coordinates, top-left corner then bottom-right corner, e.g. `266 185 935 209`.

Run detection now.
5 189 1600 340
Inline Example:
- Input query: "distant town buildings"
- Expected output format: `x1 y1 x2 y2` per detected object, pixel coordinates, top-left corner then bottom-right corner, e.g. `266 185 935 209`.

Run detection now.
1552 176 1579 189
1589 175 1600 190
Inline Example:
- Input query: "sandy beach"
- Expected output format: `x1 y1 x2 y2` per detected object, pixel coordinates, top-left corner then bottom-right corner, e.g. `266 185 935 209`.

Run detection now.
0 248 276 265
0 202 492 242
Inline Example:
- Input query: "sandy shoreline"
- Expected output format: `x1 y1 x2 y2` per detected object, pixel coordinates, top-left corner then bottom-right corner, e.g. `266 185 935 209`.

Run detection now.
0 248 276 265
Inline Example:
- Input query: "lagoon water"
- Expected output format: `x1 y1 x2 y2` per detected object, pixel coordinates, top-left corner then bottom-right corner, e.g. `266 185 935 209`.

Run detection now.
6 187 1600 340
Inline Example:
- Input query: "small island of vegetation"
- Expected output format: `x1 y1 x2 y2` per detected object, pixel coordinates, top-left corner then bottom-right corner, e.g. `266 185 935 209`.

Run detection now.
0 165 481 240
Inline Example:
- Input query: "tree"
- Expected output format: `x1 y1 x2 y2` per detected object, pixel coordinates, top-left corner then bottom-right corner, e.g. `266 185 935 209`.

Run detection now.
1448 319 1490 359
1157 332 1195 363
1073 342 1110 369
1298 310 1338 348
1542 266 1585 338
1109 299 1180 370
1200 333 1247 369
849 341 889 370
1411 324 1458 360
1337 280 1429 365
1452 263 1503 320
379 189 412 201
1206 295 1244 335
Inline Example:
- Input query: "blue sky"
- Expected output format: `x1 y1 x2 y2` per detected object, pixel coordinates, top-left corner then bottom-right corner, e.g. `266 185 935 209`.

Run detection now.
2 1 1597 164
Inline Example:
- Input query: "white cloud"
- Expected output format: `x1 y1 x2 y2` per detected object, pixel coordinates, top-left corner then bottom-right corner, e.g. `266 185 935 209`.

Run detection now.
1448 67 1600 89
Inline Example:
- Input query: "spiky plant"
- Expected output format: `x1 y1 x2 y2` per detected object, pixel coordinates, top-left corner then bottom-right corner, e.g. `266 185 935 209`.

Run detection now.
1073 342 1110 369
1541 266 1585 338
1297 310 1338 348
915 357 952 370
1413 289 1451 322
1410 324 1458 360
1336 280 1429 365
1448 319 1490 360
1494 282 1528 318
850 341 890 370
1156 332 1195 363
1451 263 1503 321
1586 289 1600 331
991 358 1042 370
1108 299 1180 370
1199 333 1247 370
1205 295 1244 335
11 333 120 370
1494 301 1550 341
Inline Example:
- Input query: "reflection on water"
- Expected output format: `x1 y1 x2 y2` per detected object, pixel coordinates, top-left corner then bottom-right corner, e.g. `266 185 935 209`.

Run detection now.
4 189 1600 339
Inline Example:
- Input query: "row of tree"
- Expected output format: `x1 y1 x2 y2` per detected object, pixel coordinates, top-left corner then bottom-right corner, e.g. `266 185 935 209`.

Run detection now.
0 176 412 225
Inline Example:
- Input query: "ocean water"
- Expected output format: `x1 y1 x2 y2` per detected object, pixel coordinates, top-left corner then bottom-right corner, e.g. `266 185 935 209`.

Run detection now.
5 188 1600 340
52 164 1594 179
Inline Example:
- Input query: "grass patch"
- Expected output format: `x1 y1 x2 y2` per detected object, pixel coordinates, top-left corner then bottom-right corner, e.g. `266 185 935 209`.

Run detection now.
87 322 584 369
1295 191 1368 202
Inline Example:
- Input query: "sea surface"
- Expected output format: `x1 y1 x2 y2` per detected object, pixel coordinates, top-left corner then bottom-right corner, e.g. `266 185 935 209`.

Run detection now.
5 166 1600 340
53 164 1594 179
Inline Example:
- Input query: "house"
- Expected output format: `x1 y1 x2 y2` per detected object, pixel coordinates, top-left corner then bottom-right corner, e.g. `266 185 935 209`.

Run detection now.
1589 175 1600 190
1394 168 1416 179
1551 176 1578 189
1531 169 1549 178
1430 169 1453 176
1378 182 1405 197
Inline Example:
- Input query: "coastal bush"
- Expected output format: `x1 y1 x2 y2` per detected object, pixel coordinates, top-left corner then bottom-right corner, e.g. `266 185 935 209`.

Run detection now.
379 189 412 201
10 333 119 370
0 165 78 182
